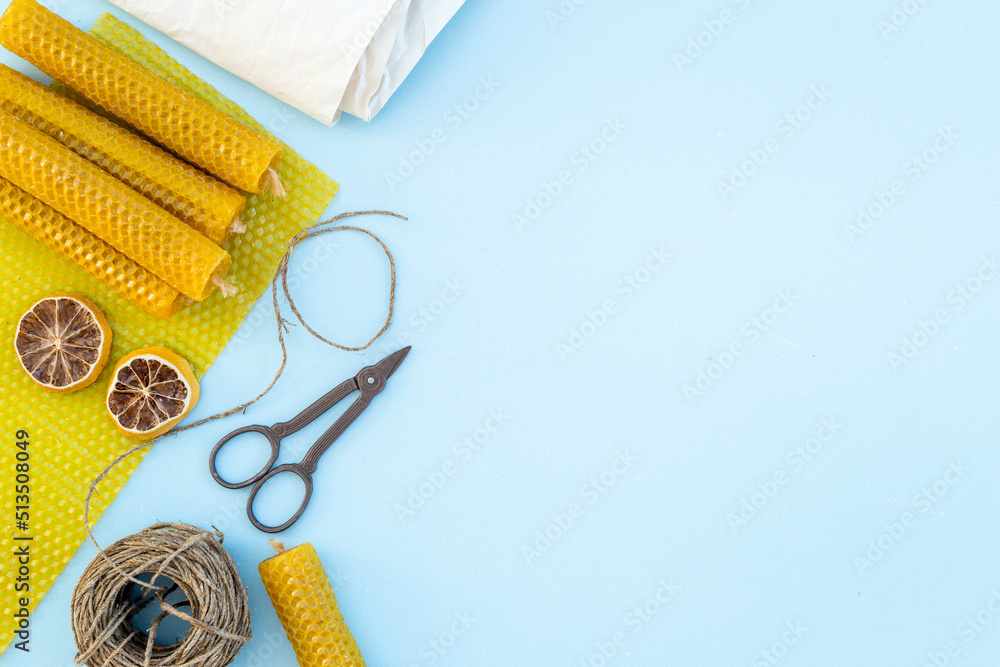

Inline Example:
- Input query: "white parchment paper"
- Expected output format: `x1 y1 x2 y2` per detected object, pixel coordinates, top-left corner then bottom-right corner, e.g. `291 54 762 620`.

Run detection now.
107 0 466 125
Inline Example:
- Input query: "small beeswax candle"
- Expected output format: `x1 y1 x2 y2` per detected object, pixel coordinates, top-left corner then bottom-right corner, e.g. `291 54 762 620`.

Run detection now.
259 542 367 667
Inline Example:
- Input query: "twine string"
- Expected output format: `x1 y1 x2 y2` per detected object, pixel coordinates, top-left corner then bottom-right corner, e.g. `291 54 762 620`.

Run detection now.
143 613 164 667
281 225 397 351
78 211 404 666
75 604 133 666
97 631 137 667
178 210 404 431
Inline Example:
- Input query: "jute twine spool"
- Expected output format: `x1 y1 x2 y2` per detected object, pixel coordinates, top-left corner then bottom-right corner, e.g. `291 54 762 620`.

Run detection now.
71 523 251 667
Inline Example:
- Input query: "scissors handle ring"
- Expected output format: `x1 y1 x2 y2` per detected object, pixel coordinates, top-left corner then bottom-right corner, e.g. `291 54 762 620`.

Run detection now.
209 424 281 489
246 464 314 534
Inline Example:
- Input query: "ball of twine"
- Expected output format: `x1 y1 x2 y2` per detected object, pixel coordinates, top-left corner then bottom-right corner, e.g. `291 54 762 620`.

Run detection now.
71 523 252 667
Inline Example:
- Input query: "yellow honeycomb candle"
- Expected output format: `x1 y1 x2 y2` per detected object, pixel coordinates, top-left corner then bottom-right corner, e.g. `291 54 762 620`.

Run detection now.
0 64 247 245
259 542 367 667
0 0 284 195
0 177 186 319
0 109 232 301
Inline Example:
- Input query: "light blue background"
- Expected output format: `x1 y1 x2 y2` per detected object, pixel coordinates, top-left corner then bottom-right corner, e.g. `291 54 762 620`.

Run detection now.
4 1 1000 665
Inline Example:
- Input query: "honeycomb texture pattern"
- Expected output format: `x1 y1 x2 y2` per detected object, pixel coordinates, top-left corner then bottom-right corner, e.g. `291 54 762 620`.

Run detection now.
0 64 247 245
0 0 284 194
259 544 367 667
0 108 232 302
0 177 185 319
0 14 338 656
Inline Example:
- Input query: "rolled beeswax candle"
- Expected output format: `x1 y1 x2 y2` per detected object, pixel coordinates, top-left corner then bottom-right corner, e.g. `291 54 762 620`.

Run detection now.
0 109 231 301
0 0 284 194
0 177 186 319
259 543 367 667
0 64 247 245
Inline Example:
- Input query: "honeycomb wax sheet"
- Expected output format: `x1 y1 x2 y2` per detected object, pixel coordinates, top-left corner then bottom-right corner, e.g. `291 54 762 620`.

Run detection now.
0 14 338 655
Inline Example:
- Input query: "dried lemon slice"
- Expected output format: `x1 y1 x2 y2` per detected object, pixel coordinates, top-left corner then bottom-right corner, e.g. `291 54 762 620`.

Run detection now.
106 346 200 440
14 293 112 393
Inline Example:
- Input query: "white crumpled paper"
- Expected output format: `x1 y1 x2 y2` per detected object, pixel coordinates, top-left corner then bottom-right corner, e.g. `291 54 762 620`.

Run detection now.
107 0 466 125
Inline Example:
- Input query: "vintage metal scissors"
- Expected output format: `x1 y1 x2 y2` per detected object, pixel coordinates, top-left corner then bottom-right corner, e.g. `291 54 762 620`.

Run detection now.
209 347 411 533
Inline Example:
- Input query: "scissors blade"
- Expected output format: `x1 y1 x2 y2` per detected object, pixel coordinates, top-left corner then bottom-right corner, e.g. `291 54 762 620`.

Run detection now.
374 346 411 380
298 347 411 474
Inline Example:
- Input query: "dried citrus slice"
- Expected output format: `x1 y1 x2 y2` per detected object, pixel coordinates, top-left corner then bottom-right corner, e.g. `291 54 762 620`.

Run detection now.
106 346 200 440
14 293 112 393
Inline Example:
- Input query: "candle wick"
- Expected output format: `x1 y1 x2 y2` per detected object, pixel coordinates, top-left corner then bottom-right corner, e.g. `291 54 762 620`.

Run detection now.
265 168 286 198
268 538 285 554
213 275 238 297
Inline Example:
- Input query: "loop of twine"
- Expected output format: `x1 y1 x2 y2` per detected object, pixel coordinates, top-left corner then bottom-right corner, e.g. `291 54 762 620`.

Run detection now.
71 523 252 667
78 211 404 665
